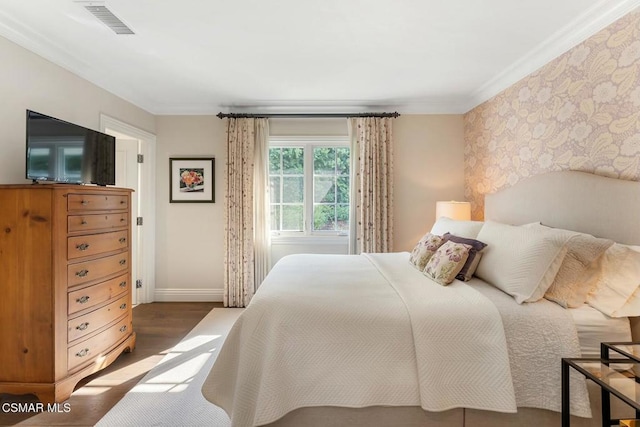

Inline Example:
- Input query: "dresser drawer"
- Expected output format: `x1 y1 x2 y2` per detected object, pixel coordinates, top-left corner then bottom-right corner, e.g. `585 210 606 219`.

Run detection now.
67 253 128 287
67 314 132 372
68 273 129 315
68 213 128 233
68 294 129 343
68 230 128 260
68 194 128 212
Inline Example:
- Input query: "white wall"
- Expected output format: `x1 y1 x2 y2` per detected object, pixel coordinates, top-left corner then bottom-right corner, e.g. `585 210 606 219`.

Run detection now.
0 33 465 302
154 116 226 301
270 118 348 136
0 36 155 184
393 115 465 251
150 115 464 301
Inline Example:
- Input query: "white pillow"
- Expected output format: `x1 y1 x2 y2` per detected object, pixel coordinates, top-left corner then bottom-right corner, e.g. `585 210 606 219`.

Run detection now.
430 217 484 239
587 244 640 317
475 221 569 304
522 223 614 308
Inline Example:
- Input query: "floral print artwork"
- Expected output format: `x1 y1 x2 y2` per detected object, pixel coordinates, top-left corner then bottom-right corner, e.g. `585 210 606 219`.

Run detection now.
179 168 204 192
464 9 640 219
424 241 472 285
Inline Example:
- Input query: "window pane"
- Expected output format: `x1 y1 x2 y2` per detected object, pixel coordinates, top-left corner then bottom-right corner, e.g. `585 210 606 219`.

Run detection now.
314 147 335 175
314 204 335 231
269 148 281 173
28 148 50 176
314 177 335 203
271 205 281 231
336 176 349 203
282 147 303 174
63 147 82 179
269 177 281 203
282 176 303 203
336 205 349 231
282 205 303 231
336 147 350 175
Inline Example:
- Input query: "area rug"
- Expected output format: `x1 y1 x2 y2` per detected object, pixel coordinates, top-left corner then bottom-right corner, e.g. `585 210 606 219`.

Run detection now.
96 308 242 427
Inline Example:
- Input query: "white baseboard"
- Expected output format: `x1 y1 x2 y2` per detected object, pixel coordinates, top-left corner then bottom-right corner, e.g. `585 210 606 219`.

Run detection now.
154 288 223 302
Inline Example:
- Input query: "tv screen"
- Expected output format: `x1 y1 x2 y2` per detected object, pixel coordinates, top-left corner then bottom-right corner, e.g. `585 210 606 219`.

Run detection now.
25 110 116 186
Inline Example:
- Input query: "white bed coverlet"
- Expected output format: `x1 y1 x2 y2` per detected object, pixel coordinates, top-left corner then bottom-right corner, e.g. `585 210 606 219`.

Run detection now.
202 253 589 426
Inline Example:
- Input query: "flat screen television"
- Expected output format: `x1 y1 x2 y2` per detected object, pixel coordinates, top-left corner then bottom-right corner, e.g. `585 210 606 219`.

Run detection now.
25 110 116 186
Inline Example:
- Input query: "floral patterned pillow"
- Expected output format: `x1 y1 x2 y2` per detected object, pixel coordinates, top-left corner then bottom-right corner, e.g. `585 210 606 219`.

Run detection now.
409 233 445 271
423 241 472 285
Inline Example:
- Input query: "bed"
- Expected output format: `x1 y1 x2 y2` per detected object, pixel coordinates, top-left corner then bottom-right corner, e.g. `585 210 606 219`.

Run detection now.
202 170 640 427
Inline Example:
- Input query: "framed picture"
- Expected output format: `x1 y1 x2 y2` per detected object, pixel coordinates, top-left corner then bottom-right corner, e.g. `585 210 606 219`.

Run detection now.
169 157 215 203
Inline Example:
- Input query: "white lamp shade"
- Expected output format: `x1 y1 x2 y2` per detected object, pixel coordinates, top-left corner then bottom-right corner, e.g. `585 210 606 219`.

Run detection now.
435 201 471 221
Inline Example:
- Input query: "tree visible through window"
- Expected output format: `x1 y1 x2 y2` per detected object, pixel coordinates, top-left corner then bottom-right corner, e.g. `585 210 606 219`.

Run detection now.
269 142 350 234
313 147 350 231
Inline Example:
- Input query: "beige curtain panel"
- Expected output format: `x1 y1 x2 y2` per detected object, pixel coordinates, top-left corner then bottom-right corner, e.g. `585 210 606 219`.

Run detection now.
223 117 270 308
349 116 394 254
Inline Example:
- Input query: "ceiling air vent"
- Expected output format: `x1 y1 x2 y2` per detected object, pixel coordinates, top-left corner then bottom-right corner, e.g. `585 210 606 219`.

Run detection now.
84 4 134 35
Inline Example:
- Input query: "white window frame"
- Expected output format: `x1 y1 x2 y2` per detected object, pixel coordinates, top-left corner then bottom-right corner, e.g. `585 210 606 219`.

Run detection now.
269 136 350 240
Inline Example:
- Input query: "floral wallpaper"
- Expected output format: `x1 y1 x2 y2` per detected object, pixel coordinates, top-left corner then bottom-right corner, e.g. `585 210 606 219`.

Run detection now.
464 9 640 220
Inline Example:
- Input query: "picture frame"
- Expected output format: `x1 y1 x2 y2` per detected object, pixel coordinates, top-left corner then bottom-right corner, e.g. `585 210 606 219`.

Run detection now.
169 157 215 203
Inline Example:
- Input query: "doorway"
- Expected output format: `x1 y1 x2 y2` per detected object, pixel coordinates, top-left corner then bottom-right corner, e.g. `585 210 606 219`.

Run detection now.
100 115 156 304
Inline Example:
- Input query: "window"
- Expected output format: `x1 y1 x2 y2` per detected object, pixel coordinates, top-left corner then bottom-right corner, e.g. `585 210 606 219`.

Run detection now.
269 137 350 235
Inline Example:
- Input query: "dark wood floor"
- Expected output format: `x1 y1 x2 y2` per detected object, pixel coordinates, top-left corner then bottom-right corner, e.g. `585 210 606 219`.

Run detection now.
0 302 220 427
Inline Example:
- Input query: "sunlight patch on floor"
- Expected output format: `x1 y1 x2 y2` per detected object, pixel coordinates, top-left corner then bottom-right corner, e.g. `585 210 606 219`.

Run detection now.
147 353 212 384
171 334 222 352
92 354 166 380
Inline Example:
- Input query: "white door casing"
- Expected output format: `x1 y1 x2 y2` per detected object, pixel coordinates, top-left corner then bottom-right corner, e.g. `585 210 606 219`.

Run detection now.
101 114 156 304
115 138 139 305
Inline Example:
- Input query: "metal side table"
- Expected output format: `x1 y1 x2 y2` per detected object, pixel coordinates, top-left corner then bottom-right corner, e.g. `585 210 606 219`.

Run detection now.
562 342 640 427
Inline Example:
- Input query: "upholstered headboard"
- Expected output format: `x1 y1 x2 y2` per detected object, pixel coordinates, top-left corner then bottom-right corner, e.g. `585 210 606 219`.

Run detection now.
484 171 640 246
484 170 640 339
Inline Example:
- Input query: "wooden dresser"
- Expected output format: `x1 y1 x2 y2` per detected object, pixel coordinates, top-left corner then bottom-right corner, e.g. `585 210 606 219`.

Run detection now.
0 184 136 403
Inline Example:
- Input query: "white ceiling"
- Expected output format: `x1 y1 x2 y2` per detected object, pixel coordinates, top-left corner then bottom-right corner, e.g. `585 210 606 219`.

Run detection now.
0 0 638 115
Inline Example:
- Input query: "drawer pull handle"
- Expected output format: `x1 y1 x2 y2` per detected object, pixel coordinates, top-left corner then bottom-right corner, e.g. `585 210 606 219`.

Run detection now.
76 348 90 358
81 220 88 225
75 269 89 278
120 303 127 310
76 322 90 331
120 200 126 204
119 237 127 244
119 325 128 333
76 243 90 251
119 281 127 288
119 259 126 266
81 200 89 206
76 295 90 304
120 218 125 222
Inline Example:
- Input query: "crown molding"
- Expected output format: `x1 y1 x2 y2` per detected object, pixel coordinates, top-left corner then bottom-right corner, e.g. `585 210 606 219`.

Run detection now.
0 10 157 113
464 0 640 113
216 98 469 116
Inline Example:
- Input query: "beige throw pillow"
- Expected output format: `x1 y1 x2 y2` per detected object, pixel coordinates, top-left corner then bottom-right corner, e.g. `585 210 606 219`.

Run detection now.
409 233 445 271
587 244 640 317
423 241 471 285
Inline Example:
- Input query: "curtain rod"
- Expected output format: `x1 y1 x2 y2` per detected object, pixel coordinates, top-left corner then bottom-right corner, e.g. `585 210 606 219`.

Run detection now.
216 112 400 119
